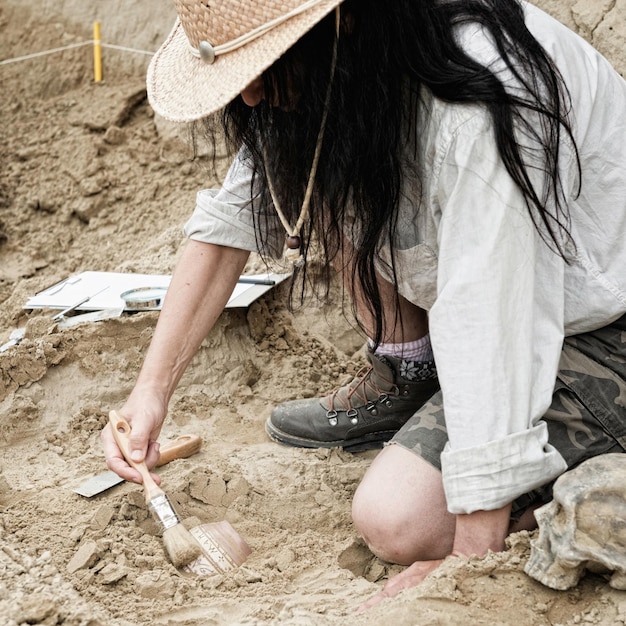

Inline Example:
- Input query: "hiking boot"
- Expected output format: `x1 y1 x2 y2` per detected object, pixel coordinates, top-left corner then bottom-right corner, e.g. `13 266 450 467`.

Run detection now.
265 351 439 450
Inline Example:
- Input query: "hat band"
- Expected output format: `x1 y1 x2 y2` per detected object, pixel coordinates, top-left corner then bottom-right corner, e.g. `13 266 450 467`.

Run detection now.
187 0 333 64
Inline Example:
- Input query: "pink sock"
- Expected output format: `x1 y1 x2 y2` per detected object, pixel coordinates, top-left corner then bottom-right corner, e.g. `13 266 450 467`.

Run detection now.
370 334 433 362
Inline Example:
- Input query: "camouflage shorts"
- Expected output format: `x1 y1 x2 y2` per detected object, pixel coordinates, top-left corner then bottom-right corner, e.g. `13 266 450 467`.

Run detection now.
390 313 626 519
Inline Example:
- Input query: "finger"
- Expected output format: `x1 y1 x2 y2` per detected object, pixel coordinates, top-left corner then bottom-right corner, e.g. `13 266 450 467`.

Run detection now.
127 419 155 463
101 424 143 483
107 455 143 484
102 423 163 485
356 589 392 613
356 576 410 613
356 559 444 613
145 440 161 469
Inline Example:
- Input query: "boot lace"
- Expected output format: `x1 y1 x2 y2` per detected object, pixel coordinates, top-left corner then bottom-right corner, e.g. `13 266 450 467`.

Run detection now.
325 362 397 416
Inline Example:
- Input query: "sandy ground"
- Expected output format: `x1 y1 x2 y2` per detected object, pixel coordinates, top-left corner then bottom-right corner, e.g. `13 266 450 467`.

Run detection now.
1 2 626 625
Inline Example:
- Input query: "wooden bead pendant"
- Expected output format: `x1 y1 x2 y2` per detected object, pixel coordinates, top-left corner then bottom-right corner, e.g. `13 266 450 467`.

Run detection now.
286 235 301 250
263 10 339 264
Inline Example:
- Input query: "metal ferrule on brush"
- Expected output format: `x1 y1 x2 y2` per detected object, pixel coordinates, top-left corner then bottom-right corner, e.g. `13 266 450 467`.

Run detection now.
148 493 181 531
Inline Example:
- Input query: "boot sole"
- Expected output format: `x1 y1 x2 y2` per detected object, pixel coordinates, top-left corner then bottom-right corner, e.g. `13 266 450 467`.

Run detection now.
264 417 394 451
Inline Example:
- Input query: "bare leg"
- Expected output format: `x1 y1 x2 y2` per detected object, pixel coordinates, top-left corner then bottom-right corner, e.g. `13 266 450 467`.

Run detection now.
335 241 429 344
352 444 456 565
340 244 446 560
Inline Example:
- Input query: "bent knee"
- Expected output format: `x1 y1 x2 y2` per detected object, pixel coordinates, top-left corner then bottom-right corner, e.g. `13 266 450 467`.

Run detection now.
351 447 456 563
352 498 416 564
352 483 453 565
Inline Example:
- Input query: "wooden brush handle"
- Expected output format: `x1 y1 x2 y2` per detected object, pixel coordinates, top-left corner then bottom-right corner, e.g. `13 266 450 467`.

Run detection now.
156 434 202 466
109 410 163 502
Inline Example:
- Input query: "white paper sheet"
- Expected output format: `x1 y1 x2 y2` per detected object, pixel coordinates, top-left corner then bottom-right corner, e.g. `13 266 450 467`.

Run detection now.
24 271 290 313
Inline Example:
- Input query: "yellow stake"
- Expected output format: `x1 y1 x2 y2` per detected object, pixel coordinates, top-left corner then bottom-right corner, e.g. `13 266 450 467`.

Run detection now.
93 22 102 82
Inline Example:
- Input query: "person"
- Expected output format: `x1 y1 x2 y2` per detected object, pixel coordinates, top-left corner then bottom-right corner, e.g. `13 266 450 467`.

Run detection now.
102 0 626 609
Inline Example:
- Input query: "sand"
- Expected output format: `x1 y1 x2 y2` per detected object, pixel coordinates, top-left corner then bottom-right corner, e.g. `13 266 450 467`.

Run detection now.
1 1 625 624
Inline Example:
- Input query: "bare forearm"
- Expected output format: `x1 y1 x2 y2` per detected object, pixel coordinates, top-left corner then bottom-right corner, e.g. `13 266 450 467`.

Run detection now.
452 503 512 557
133 240 250 403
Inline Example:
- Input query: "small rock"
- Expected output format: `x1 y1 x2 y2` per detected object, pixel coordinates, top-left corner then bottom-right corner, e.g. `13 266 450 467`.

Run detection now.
67 539 100 573
275 548 295 572
134 570 175 598
103 126 126 145
366 560 387 583
98 562 129 585
338 539 373 578
90 505 116 531
79 176 104 197
15 593 58 624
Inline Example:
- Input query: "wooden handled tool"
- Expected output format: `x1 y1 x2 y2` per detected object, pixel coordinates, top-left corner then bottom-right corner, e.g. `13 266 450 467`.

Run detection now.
155 434 202 466
73 433 202 498
109 410 202 568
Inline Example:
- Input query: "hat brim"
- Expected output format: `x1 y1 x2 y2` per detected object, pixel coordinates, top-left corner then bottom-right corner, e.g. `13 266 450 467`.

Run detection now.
147 0 343 123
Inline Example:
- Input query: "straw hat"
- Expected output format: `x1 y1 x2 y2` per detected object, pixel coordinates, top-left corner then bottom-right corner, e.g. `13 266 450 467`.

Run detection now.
147 0 345 122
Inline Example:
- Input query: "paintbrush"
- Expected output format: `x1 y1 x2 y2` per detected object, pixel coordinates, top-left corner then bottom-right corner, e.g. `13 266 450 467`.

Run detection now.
108 410 202 568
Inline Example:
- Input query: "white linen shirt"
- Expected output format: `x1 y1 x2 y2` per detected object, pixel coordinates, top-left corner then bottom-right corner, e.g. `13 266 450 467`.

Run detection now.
183 3 626 514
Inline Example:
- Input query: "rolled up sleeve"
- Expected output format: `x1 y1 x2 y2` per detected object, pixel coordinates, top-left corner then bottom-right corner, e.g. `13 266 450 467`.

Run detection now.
183 154 284 258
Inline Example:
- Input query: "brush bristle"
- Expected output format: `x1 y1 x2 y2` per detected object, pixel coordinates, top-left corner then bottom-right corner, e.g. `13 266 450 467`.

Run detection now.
162 523 203 568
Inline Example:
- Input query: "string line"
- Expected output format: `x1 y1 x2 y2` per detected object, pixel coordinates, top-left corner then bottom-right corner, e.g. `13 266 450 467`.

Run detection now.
0 41 154 66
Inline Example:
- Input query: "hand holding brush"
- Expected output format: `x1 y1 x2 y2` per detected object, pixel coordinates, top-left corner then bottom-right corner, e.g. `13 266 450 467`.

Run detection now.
108 410 202 568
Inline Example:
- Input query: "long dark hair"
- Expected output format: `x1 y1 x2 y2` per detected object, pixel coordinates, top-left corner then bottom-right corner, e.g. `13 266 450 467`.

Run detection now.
200 0 579 347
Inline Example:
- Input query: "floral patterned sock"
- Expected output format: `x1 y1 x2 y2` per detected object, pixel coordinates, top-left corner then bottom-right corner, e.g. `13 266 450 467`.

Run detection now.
369 335 437 382
396 358 437 381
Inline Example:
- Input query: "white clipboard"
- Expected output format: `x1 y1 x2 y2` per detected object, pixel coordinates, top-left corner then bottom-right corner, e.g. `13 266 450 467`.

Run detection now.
24 271 291 313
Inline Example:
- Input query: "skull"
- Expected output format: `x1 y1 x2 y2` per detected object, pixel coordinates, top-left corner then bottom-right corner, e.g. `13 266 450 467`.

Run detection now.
524 453 626 591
